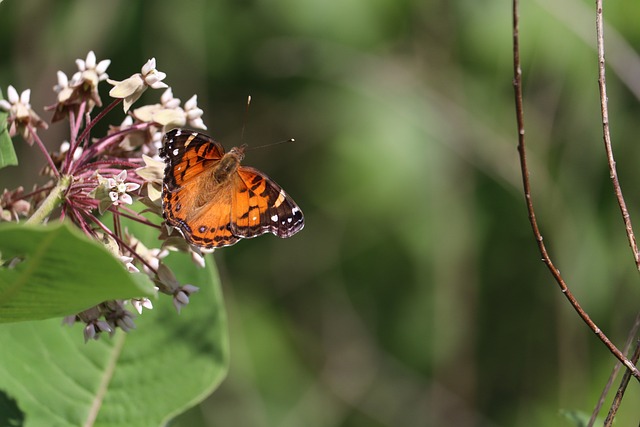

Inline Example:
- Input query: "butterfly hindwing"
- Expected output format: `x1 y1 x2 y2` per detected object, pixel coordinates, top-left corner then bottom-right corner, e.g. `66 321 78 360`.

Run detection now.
181 194 240 248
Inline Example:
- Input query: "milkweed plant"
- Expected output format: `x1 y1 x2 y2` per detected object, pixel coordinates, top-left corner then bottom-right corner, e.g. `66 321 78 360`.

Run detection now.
0 52 211 342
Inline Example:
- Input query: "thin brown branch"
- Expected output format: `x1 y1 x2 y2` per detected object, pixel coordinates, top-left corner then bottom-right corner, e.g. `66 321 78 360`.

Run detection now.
512 0 640 381
603 339 640 427
595 0 640 270
588 312 640 427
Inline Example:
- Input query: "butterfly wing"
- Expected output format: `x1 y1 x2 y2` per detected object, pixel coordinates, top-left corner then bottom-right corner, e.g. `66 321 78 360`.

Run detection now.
161 129 241 248
232 166 304 239
179 192 241 248
161 129 226 189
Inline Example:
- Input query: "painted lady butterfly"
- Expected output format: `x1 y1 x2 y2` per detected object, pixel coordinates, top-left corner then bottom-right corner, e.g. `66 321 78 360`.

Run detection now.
161 129 304 248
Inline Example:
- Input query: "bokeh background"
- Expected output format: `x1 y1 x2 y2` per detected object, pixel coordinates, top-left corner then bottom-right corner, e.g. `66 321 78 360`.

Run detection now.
2 0 640 425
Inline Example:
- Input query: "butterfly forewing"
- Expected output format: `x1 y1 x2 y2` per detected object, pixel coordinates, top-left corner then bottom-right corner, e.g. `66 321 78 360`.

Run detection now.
233 167 304 239
161 129 225 189
161 128 304 248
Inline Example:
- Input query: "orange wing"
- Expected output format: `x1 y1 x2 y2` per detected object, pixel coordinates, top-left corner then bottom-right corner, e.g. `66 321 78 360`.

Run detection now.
161 129 241 248
232 166 304 239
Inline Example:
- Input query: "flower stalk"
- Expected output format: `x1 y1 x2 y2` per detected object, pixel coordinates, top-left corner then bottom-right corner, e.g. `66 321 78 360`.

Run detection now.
25 175 72 225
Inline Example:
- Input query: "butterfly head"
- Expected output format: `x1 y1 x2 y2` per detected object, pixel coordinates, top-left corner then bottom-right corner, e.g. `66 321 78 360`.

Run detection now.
228 144 247 160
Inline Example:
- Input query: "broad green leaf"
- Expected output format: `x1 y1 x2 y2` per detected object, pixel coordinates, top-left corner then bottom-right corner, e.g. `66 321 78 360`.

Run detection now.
0 250 228 427
0 88 17 168
0 222 155 323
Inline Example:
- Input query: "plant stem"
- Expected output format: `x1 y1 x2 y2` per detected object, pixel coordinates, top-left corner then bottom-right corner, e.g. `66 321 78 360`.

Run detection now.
28 123 59 178
26 175 72 225
595 0 640 270
512 0 640 381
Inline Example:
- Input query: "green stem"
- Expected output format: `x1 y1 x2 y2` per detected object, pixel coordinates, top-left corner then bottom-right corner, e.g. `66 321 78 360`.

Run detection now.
26 175 72 225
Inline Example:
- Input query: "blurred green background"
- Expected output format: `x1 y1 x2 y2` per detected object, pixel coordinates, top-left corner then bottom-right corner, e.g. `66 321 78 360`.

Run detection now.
2 0 640 425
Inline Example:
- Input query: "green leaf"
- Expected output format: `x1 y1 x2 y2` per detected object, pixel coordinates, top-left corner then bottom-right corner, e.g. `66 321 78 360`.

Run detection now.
0 250 228 426
0 222 156 323
0 88 18 169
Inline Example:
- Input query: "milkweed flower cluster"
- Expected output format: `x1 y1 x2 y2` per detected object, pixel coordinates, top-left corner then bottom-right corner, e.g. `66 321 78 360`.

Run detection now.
0 51 208 342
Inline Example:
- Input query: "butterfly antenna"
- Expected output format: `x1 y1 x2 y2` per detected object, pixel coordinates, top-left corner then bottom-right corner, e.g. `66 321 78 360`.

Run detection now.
240 95 251 145
246 138 296 152
240 95 296 151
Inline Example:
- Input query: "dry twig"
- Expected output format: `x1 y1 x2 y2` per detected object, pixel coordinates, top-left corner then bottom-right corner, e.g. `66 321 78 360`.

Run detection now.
594 0 640 270
511 0 640 384
603 340 640 426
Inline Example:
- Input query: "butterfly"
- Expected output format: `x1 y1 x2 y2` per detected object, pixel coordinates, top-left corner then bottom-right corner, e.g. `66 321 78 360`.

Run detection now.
160 128 304 248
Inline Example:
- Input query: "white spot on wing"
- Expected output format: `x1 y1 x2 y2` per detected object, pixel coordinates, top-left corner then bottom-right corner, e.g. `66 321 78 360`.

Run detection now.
175 129 182 136
172 148 179 156
271 214 278 222
287 217 292 223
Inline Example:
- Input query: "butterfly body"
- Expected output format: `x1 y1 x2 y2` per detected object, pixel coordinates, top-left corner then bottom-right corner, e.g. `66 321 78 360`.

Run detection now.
212 146 244 182
161 129 304 248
